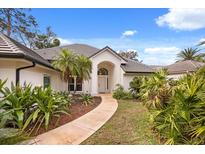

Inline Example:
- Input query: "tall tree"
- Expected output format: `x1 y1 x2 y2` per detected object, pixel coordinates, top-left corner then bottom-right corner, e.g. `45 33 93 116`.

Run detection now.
177 47 205 62
52 49 92 92
0 9 38 48
118 49 139 61
34 26 60 49
52 49 79 92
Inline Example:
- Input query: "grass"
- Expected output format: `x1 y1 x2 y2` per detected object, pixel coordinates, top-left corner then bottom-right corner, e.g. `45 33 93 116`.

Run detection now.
82 100 160 145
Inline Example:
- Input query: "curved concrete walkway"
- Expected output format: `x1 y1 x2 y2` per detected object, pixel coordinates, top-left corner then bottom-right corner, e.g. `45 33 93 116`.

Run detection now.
28 94 118 145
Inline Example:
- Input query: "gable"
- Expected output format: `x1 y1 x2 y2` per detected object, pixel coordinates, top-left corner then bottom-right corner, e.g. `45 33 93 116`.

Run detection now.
90 46 127 64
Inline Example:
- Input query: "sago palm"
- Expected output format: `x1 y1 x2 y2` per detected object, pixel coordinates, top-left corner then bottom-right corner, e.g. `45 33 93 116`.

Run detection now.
177 47 204 62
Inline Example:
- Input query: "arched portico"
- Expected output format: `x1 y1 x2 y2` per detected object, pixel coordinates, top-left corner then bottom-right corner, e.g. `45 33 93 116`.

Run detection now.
97 61 114 93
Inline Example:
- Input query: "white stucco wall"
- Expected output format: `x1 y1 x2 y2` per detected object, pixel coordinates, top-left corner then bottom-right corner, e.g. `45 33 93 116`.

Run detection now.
89 48 126 94
0 58 67 91
167 74 185 80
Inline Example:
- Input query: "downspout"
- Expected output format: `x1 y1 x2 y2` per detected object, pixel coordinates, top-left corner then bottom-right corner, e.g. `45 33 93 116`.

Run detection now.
16 62 36 86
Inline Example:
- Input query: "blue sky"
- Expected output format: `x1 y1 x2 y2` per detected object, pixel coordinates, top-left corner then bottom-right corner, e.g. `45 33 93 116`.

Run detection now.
31 8 205 65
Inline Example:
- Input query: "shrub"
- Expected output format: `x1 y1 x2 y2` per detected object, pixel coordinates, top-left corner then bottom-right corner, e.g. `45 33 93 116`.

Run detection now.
112 84 133 100
0 128 29 145
27 86 71 133
0 80 72 136
146 68 205 144
1 83 34 129
129 76 144 99
80 93 93 106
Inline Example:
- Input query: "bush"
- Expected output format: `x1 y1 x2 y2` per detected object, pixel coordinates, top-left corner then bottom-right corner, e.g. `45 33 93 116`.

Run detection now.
80 93 93 106
129 76 144 99
144 68 205 144
0 80 72 139
112 84 133 100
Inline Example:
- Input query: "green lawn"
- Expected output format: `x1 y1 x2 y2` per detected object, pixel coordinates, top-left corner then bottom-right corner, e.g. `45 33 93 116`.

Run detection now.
82 100 160 145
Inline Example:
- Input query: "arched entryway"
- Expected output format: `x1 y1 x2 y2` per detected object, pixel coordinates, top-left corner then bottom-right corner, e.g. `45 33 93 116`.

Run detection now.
97 61 114 93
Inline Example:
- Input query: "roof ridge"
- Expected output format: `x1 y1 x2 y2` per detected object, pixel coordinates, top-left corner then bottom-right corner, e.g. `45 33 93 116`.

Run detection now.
36 43 100 51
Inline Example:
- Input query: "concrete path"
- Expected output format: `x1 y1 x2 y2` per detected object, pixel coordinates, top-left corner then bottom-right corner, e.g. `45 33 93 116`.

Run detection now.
28 94 118 145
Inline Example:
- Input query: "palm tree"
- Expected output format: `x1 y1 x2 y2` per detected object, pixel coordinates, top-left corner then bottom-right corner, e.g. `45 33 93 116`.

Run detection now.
177 47 205 62
77 55 92 81
52 49 79 91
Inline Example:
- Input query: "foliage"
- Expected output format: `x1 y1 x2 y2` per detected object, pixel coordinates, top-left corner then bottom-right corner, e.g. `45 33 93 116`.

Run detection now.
141 67 205 144
34 26 60 49
0 128 29 145
1 83 34 129
118 49 139 61
28 86 71 132
112 84 133 100
0 9 38 48
52 49 92 91
0 80 71 139
77 55 92 81
177 47 205 62
80 93 93 106
139 69 172 109
129 76 144 99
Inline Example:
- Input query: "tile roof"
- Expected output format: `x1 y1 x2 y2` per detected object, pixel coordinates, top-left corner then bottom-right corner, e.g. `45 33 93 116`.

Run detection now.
121 58 155 73
165 60 205 74
35 44 99 60
0 34 52 68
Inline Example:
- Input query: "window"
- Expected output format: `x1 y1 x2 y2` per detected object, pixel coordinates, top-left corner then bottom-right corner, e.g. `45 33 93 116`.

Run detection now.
68 77 75 91
76 77 82 91
43 75 51 88
98 68 108 75
68 77 83 91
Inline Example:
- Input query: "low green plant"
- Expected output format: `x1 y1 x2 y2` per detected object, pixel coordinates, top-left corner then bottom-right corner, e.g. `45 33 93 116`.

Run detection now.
80 93 93 106
27 86 71 133
0 128 29 145
1 83 34 129
112 84 133 100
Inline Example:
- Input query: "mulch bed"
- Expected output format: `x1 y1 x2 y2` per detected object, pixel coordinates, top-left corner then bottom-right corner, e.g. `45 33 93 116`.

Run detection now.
29 96 101 136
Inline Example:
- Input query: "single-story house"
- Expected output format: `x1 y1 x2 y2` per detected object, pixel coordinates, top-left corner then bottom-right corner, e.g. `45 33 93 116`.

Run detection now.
165 60 205 80
0 34 155 95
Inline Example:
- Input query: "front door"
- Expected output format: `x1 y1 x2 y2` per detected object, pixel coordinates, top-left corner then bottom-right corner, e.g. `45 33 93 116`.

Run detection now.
98 76 107 93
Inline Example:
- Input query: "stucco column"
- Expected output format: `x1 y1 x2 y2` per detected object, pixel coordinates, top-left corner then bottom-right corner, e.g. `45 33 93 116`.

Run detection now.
91 64 98 95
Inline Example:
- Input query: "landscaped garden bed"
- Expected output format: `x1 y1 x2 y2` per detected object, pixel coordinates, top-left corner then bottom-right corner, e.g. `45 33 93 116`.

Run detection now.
29 95 101 136
0 79 101 144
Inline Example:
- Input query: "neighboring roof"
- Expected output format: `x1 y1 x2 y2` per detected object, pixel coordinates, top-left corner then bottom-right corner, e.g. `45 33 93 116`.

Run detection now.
35 44 99 60
0 34 52 68
165 60 205 74
149 65 164 71
121 58 155 73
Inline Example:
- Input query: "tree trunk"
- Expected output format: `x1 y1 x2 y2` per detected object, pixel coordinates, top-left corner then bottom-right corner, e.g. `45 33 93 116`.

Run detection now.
6 9 11 36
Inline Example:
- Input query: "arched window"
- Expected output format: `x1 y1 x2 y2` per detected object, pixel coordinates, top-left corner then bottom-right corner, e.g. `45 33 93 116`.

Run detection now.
98 68 108 75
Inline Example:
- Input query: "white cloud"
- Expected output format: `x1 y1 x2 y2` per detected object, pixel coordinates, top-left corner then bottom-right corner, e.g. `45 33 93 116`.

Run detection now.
156 8 205 31
121 30 137 38
142 46 180 65
144 46 180 54
58 37 73 46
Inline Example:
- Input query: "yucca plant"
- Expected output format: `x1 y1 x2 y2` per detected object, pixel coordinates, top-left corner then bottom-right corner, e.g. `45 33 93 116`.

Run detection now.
80 93 93 106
